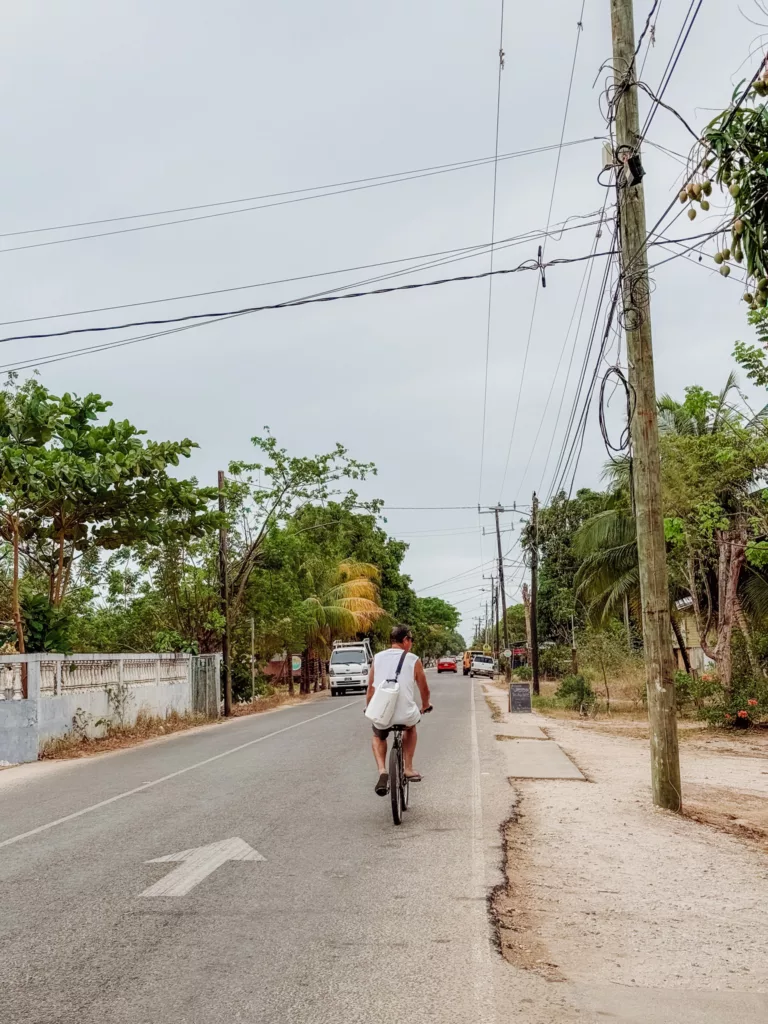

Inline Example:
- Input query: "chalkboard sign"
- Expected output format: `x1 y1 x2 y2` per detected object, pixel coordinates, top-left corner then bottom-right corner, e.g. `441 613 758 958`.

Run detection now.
509 682 532 713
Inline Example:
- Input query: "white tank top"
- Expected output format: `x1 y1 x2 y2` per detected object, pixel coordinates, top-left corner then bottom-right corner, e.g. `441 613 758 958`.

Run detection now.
372 648 421 726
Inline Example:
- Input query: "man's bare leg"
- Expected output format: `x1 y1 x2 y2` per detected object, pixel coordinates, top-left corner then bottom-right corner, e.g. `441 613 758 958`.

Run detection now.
372 734 387 772
403 726 418 776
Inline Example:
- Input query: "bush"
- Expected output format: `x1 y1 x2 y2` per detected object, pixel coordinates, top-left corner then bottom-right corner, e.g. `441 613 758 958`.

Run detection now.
700 684 766 729
538 644 573 678
673 670 721 714
554 674 596 711
514 665 533 680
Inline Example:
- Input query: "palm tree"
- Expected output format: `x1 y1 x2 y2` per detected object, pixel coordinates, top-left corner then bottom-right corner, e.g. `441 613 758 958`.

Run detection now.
573 504 693 673
575 372 766 686
298 559 386 692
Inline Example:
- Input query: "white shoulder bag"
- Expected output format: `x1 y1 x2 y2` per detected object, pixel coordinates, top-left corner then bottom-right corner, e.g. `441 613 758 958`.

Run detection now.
364 650 408 729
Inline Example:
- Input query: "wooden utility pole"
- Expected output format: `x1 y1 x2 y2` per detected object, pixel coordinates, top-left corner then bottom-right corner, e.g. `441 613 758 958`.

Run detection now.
611 0 681 810
522 582 532 665
218 471 233 717
494 582 500 661
480 505 512 674
530 493 540 695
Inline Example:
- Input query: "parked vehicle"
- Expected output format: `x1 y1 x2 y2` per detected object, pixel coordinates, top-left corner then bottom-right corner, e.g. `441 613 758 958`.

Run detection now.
470 654 495 679
436 655 457 674
462 649 485 676
329 639 372 696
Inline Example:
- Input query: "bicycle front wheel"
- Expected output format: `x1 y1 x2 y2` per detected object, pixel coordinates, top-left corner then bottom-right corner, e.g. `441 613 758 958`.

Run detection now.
389 743 403 825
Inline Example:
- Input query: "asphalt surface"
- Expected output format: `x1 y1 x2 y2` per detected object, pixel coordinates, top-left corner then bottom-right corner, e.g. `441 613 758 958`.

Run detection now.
0 669 510 1024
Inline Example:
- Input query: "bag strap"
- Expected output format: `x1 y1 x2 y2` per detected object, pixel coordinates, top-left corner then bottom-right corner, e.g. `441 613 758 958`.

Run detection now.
387 648 408 682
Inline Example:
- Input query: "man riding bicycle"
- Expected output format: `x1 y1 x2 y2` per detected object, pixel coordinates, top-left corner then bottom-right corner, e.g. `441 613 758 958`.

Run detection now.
366 624 432 796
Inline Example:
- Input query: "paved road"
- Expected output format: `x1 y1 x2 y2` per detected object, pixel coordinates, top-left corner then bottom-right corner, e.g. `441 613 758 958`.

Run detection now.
0 669 508 1024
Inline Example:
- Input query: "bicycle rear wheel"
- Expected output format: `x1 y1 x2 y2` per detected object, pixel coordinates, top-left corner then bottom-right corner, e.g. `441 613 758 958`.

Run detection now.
389 742 403 825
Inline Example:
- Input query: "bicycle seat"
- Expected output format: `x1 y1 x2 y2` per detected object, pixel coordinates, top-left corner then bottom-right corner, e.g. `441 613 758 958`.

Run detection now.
391 724 407 732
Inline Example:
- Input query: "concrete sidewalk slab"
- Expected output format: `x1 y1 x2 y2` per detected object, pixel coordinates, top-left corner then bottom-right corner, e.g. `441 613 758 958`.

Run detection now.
495 719 548 740
501 738 585 780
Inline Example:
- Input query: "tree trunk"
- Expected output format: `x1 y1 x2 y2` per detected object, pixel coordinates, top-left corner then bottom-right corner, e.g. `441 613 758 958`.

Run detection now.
687 526 747 693
734 596 763 679
11 518 24 655
286 652 294 696
300 648 311 695
670 612 692 676
53 526 65 605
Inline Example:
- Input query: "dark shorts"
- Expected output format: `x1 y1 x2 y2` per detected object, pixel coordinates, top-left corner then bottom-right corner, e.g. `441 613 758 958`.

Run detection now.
371 723 415 740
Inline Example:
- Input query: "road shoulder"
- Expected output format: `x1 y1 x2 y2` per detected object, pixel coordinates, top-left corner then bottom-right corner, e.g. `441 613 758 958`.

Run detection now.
478 682 768 1022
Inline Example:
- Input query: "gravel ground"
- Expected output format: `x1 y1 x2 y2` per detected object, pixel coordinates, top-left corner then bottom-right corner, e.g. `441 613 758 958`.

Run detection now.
492 712 768 1011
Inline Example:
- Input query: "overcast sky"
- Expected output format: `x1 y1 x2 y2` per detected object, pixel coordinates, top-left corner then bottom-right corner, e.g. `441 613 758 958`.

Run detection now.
1 1 766 639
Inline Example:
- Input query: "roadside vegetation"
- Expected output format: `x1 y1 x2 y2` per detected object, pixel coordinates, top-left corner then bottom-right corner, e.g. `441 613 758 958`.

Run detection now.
476 345 768 735
0 376 464 703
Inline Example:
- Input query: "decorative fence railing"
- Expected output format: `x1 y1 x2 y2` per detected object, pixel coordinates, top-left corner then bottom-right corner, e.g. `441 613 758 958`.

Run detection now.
0 653 221 764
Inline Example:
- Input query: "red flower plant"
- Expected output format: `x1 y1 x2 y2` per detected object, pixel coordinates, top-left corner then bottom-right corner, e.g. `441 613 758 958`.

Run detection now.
748 698 758 706
737 710 749 718
725 713 732 720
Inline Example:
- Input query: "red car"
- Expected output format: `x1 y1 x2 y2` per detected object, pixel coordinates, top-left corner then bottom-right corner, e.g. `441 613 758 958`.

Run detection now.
437 656 458 674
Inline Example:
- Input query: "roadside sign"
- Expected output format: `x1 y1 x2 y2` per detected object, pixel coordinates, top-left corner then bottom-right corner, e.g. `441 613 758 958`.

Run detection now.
291 656 301 673
509 682 532 714
503 648 512 658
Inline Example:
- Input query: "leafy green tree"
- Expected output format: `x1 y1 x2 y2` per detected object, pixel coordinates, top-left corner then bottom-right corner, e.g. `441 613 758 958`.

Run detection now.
524 488 610 643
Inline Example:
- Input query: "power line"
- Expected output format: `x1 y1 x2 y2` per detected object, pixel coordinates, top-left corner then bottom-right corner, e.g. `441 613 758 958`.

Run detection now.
0 139 602 256
511 200 611 502
544 246 619 503
638 0 703 144
497 3 587 500
537 221 616 496
416 559 498 594
0 248 616 348
0 212 604 329
477 0 507 505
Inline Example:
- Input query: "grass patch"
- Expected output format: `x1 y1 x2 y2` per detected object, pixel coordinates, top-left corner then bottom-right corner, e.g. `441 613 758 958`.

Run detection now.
484 693 503 722
231 690 327 717
41 709 212 759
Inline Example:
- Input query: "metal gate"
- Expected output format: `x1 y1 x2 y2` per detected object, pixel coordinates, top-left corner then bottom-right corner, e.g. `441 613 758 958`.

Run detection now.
190 655 222 717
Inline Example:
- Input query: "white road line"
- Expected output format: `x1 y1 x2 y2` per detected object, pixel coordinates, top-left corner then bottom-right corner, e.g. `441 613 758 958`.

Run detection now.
0 700 359 851
470 680 499 1024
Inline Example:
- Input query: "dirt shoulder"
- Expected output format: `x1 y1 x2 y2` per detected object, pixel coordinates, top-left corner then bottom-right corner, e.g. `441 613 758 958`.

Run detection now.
490 708 768 1006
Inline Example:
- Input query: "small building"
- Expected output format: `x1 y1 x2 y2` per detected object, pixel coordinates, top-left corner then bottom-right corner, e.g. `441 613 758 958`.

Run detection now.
672 598 714 673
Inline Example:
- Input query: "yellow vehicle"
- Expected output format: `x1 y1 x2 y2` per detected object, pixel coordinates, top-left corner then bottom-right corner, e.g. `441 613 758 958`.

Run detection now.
462 649 485 677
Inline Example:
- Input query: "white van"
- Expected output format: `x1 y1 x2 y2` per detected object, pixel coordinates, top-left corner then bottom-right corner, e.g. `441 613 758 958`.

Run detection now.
329 639 372 696
470 654 495 679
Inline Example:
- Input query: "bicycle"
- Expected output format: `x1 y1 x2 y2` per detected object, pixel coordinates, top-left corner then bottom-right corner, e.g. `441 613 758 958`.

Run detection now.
389 706 432 826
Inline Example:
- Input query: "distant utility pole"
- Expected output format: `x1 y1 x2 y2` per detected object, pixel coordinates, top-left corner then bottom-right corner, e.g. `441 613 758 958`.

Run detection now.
484 573 499 660
218 471 233 717
530 493 540 696
611 0 681 810
479 505 511 674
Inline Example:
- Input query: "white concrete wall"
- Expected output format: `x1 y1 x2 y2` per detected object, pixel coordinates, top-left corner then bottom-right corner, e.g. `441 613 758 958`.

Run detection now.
37 679 193 743
0 654 204 762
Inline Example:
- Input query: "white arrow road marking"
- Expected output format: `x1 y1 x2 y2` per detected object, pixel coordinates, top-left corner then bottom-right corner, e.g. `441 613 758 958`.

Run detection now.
140 837 265 898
